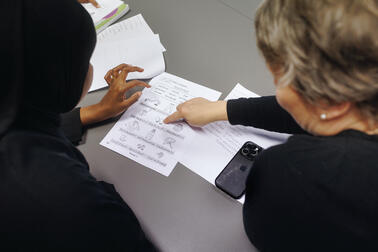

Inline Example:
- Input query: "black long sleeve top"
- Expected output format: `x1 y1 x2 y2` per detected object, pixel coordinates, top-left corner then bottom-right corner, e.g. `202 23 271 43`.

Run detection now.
227 96 378 252
0 109 155 251
61 107 84 145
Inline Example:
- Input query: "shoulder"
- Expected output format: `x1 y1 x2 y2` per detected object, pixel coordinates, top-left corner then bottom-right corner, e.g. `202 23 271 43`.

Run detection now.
0 130 105 218
243 132 378 250
244 133 356 204
3 128 86 168
256 132 378 179
255 133 349 173
0 130 148 248
1 129 93 204
244 131 378 212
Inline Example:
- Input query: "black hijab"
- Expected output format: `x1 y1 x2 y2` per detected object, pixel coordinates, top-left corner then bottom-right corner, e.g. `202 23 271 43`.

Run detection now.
0 0 96 138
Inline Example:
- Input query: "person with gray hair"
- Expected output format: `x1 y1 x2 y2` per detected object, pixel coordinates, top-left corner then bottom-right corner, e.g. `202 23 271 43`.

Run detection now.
165 0 378 250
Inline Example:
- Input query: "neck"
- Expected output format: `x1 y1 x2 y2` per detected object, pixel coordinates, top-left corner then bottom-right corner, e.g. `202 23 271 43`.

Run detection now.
308 110 377 136
366 127 378 135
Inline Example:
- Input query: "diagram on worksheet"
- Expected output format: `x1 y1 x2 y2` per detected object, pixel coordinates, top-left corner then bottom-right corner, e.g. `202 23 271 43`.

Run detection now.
100 72 222 176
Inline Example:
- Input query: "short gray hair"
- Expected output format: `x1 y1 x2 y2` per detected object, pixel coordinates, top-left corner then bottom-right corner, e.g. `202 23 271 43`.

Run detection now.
255 0 378 122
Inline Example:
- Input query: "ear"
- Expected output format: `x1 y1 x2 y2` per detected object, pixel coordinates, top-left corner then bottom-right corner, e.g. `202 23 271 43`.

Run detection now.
316 101 352 120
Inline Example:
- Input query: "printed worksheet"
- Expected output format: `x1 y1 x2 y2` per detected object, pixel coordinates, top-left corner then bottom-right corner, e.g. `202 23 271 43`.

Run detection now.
179 83 291 204
97 13 166 52
100 73 221 176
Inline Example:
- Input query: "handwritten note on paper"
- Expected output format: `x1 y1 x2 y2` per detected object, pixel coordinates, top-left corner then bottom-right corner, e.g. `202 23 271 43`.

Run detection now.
97 14 154 42
97 13 166 52
179 83 290 204
100 73 221 176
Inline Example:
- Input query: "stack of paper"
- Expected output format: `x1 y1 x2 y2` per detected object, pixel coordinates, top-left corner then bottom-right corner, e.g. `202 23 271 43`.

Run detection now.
90 14 166 92
100 73 222 176
82 0 130 33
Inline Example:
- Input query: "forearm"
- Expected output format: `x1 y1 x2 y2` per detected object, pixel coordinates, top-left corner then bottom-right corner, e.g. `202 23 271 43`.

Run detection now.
227 96 307 134
80 104 106 126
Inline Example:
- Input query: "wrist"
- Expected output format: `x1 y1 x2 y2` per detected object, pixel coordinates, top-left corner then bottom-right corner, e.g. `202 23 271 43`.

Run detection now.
80 104 104 126
212 100 228 122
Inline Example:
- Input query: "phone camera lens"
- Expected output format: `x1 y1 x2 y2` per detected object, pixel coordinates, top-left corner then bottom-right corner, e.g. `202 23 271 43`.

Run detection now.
250 147 259 156
241 148 250 156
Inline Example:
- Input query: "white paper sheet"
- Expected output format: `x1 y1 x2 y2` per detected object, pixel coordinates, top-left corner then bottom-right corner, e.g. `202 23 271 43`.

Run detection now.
100 73 221 176
90 35 165 92
179 83 291 204
98 14 152 41
83 0 123 24
97 14 166 52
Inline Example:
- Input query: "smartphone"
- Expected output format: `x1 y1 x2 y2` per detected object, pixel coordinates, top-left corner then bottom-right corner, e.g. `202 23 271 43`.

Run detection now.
215 141 263 199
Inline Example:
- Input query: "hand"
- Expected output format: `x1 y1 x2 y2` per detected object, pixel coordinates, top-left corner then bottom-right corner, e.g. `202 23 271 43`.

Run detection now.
163 98 228 127
78 0 100 8
80 64 150 126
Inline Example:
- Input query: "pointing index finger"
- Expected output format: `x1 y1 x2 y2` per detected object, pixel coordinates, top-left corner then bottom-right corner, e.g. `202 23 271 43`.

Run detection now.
163 111 183 124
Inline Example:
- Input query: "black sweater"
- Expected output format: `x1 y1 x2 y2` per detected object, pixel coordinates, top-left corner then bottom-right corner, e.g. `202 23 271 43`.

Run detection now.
0 110 155 251
228 96 378 252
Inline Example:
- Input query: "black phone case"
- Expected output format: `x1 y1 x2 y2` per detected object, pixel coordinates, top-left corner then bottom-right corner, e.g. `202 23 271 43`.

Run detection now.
215 141 263 199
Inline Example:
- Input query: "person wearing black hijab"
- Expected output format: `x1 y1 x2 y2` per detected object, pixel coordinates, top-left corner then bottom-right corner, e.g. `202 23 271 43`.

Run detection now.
0 0 155 250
